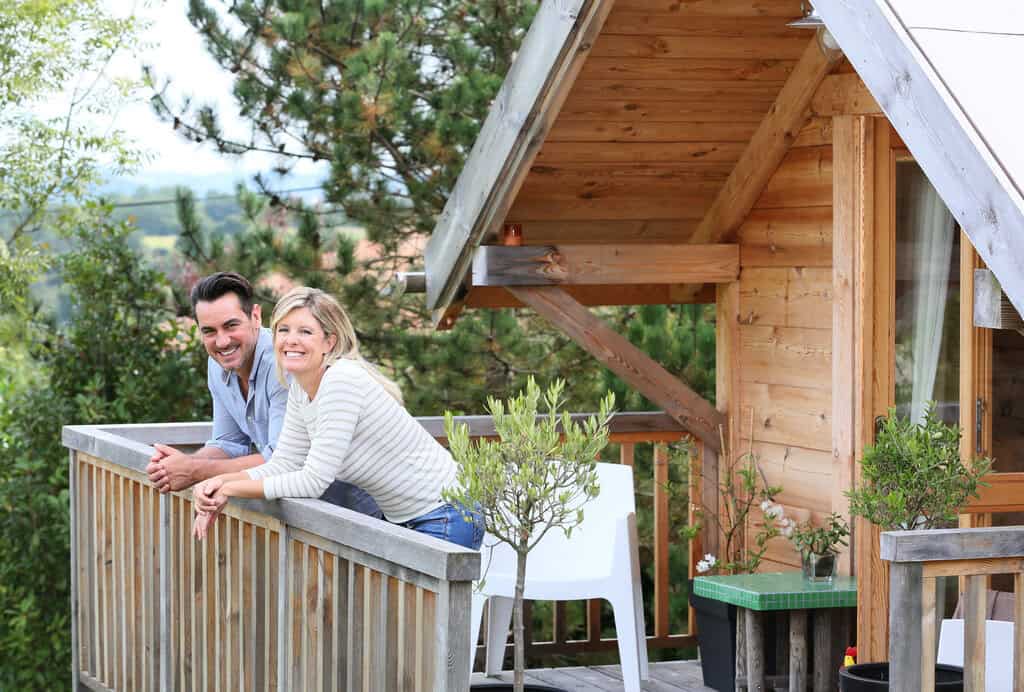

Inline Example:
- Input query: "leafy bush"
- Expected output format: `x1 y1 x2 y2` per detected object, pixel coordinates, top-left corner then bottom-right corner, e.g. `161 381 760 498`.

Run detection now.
846 404 991 531
0 217 210 689
790 513 850 557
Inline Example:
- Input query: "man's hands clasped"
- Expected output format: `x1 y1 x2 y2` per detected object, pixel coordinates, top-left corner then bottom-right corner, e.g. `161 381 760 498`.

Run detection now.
146 443 198 493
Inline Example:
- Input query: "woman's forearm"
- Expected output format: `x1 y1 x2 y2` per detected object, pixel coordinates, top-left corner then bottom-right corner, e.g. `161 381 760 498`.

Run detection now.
220 478 265 499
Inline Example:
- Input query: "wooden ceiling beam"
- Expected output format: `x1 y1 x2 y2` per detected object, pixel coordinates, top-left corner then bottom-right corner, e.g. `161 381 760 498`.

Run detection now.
465 284 716 309
509 286 724 452
689 37 843 246
472 243 738 287
811 73 882 116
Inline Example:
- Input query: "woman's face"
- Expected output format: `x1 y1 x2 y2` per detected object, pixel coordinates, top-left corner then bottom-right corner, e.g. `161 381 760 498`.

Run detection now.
274 307 337 378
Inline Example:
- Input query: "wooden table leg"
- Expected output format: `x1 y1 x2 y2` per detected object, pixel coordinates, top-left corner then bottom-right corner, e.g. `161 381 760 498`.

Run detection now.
746 609 765 691
790 610 807 692
736 608 746 692
813 609 835 692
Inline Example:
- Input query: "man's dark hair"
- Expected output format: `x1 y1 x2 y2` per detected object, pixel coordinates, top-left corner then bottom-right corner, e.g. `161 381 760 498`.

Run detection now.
190 272 256 316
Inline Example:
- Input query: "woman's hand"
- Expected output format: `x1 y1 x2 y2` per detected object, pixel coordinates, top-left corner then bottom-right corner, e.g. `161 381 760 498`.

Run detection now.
194 476 229 515
192 510 219 540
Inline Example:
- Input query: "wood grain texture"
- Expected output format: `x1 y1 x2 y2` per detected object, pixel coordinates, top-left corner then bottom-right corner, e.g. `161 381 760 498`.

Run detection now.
510 286 724 451
810 73 882 116
753 145 833 209
737 206 833 268
739 267 832 328
465 283 717 309
472 243 738 286
739 325 832 389
689 39 842 245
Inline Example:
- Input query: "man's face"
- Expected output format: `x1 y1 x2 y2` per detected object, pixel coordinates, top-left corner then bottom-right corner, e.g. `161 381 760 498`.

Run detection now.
195 293 262 374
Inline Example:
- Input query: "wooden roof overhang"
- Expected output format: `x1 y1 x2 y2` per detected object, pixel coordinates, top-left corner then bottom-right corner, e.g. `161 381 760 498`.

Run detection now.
424 0 851 331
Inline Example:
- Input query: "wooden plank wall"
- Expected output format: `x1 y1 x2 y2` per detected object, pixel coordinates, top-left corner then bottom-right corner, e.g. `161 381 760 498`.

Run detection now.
734 118 835 571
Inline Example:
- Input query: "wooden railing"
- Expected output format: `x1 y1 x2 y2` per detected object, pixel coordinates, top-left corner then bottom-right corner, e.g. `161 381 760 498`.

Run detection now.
882 526 1024 691
418 411 707 661
64 423 480 692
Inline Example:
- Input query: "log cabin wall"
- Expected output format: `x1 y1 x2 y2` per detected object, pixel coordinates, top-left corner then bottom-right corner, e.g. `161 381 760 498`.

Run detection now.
734 118 835 571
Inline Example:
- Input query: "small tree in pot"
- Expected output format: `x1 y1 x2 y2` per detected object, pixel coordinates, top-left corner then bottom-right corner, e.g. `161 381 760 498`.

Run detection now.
444 378 614 692
846 403 991 531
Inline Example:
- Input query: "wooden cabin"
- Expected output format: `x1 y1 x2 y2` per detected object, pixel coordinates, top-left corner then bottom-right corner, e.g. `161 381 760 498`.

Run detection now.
423 0 1024 666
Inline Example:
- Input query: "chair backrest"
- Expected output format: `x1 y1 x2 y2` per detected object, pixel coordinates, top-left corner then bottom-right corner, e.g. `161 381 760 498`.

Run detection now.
521 462 635 563
937 618 1014 692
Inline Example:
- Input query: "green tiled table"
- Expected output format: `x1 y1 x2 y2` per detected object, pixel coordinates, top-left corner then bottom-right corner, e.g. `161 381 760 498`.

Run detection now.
694 573 857 692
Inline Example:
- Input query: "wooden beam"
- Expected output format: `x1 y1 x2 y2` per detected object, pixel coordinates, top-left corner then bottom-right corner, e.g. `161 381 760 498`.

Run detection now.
471 244 738 287
688 37 843 246
424 0 615 323
464 283 716 309
508 286 724 452
810 73 882 116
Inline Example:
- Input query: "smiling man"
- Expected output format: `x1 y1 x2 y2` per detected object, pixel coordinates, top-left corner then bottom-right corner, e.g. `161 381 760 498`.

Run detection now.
146 271 381 516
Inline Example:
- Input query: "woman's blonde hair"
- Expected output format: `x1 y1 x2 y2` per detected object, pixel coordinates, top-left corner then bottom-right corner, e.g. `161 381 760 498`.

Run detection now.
270 287 403 404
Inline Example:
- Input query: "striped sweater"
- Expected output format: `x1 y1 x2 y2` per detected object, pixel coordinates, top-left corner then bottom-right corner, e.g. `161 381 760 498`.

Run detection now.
246 359 457 523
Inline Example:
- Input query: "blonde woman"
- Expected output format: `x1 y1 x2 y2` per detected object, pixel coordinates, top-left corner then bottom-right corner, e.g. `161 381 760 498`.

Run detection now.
192 287 484 549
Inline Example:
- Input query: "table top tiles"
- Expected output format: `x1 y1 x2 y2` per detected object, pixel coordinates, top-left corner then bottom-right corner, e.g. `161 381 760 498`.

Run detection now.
693 572 857 611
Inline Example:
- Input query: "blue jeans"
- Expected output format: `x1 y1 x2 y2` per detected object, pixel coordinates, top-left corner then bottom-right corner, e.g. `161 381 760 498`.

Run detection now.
401 502 484 549
319 481 384 519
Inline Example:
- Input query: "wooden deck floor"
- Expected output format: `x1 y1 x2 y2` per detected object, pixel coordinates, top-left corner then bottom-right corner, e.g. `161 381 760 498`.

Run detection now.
470 660 713 691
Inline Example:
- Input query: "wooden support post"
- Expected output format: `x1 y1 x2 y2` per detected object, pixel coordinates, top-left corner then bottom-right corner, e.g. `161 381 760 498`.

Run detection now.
746 610 765 691
888 562 923 691
69 451 80 690
964 575 987 691
735 609 747 692
654 444 670 638
277 527 290 692
813 610 835 692
159 492 171 692
921 576 937 692
790 610 807 692
509 286 724 452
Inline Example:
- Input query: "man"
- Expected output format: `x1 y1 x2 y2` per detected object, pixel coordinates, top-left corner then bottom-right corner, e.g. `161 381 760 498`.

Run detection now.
146 271 381 516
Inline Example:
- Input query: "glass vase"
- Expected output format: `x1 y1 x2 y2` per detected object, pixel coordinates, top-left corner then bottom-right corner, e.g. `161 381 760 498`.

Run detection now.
801 551 837 584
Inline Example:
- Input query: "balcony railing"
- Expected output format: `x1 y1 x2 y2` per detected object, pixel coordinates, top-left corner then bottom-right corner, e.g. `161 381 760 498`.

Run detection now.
65 412 705 690
882 525 1024 690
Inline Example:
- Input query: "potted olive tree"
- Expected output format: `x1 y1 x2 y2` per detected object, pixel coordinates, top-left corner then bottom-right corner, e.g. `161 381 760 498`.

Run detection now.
443 378 614 692
839 403 991 690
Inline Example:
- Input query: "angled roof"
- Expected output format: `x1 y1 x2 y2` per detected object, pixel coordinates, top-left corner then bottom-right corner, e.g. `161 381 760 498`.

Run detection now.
423 0 809 324
815 0 1024 315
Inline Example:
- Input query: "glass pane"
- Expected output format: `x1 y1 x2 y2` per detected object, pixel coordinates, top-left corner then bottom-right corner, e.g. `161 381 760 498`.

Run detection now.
894 161 960 424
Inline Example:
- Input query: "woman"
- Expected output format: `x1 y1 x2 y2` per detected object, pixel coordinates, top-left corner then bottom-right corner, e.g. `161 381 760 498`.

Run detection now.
192 286 484 550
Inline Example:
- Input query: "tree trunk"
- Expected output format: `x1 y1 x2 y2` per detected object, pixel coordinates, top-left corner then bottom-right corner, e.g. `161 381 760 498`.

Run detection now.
513 541 529 692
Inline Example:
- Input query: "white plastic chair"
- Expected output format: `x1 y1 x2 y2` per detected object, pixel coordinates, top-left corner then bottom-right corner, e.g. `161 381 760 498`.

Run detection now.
937 618 1014 691
469 462 650 692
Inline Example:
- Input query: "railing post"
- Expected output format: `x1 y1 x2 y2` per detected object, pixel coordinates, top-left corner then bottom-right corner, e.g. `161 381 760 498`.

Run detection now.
436 579 474 690
277 525 291 692
888 561 923 691
69 450 80 691
159 493 172 691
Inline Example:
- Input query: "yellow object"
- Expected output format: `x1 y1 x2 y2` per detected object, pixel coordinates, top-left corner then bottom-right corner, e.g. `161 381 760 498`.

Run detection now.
844 654 856 667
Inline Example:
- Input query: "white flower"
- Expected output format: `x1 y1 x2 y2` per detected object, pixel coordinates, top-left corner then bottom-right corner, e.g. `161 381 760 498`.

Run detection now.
696 554 718 573
760 499 771 511
764 503 784 519
782 524 794 538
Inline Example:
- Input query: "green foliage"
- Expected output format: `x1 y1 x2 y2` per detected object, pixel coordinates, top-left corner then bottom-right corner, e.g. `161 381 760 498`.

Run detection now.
0 214 210 689
790 513 849 557
846 403 992 531
443 378 613 689
444 378 614 554
681 443 782 575
0 0 144 315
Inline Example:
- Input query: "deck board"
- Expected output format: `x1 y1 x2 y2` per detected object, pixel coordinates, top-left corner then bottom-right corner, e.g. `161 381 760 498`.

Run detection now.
470 660 714 691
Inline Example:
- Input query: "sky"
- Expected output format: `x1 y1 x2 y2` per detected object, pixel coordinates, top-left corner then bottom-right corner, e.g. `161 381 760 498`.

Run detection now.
103 0 327 195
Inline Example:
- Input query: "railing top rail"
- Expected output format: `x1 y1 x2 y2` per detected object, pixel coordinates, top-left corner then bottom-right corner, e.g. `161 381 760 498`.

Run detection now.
881 526 1024 563
62 424 479 582
419 410 686 439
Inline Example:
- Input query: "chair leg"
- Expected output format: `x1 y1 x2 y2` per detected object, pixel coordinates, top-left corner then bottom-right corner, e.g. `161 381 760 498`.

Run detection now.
485 596 515 676
611 594 647 692
470 592 486 674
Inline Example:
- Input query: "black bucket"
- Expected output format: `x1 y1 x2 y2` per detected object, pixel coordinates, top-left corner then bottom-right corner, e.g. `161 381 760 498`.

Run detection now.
839 662 964 691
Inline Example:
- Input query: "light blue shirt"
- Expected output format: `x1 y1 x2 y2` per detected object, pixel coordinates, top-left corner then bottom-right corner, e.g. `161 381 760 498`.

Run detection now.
205 327 287 459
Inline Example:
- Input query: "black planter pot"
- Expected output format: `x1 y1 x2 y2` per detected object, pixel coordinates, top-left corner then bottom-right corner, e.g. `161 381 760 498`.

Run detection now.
838 662 964 691
689 586 738 691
